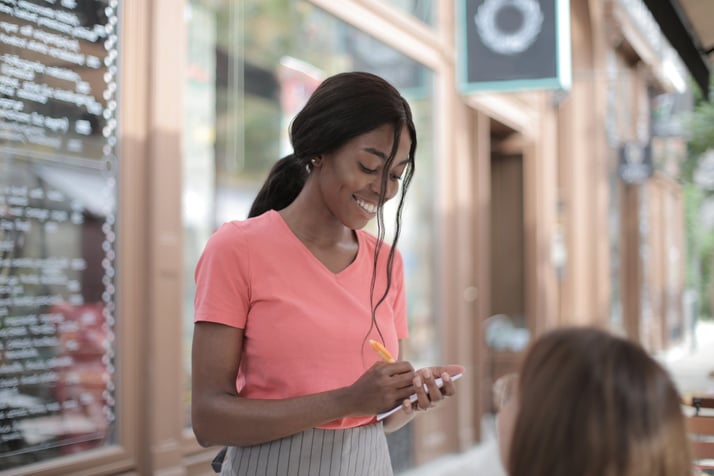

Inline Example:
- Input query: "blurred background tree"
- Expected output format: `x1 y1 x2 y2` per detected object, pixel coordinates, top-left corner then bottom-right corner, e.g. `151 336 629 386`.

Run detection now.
683 77 714 322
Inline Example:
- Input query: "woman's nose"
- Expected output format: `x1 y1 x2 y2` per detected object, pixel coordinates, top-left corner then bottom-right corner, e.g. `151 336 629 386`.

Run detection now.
370 175 397 202
368 175 383 195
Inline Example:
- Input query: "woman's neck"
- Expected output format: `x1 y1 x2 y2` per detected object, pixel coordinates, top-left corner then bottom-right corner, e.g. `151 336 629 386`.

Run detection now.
279 193 353 249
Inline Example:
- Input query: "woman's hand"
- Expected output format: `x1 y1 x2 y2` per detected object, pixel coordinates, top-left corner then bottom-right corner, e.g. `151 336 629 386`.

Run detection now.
382 364 464 433
402 364 465 415
346 361 416 416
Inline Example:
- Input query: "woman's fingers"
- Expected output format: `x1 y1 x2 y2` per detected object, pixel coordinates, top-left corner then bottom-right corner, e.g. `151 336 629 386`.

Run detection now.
440 372 456 396
409 366 464 412
412 373 431 410
422 369 444 403
412 369 439 410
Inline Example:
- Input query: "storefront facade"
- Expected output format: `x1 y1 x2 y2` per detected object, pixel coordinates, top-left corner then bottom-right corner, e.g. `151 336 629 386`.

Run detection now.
0 0 705 474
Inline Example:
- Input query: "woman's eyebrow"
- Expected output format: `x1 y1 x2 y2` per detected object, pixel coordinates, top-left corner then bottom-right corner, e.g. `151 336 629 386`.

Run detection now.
363 147 387 159
363 147 409 165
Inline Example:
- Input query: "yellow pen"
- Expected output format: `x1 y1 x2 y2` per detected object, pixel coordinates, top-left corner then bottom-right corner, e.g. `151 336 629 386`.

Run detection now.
369 339 396 363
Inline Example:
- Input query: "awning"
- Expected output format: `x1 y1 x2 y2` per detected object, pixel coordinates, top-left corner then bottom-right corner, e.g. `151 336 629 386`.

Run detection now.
642 0 712 100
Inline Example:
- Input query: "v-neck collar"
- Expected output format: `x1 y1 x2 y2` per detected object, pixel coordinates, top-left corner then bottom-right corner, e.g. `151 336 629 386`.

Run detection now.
270 210 362 278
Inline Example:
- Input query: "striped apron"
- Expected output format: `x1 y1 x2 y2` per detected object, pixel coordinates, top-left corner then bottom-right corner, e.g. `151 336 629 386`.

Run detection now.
219 422 393 476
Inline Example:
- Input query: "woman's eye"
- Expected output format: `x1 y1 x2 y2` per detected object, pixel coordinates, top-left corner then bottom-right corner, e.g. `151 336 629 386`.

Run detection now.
390 174 403 182
358 163 378 174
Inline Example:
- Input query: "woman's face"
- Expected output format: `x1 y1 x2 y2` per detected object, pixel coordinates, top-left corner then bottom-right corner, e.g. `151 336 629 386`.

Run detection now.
317 124 411 230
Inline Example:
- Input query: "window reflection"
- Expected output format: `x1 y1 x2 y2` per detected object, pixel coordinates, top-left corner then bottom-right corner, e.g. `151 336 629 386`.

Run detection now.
382 0 436 26
0 162 117 469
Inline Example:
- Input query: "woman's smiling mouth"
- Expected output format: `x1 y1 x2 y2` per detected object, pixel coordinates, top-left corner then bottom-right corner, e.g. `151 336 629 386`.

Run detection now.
354 196 378 214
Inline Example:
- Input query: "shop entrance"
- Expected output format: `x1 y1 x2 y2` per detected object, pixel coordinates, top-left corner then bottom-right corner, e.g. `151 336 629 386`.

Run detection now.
482 121 529 417
485 150 527 410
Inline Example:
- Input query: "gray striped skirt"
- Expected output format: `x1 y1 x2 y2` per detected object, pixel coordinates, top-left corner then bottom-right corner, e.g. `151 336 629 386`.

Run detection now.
219 422 393 476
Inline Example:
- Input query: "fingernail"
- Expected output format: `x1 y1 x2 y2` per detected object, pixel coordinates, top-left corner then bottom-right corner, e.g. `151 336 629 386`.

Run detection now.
414 376 422 387
443 372 451 382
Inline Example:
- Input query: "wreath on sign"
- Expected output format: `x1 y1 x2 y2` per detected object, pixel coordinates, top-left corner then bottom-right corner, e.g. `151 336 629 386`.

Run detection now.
474 0 544 55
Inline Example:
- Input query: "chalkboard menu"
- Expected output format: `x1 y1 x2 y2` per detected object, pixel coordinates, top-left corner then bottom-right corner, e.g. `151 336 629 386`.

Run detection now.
0 0 119 469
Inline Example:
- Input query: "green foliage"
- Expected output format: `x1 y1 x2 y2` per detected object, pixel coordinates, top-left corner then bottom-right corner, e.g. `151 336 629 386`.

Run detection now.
688 100 714 157
681 78 714 184
700 234 714 319
684 184 712 317
684 76 714 320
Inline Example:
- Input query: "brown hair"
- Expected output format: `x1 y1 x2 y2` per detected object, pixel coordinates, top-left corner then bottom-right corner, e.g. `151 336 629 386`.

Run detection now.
507 326 691 476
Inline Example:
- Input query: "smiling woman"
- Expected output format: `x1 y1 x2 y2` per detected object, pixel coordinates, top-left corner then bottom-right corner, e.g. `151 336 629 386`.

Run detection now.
183 3 441 472
313 123 411 228
190 71 463 475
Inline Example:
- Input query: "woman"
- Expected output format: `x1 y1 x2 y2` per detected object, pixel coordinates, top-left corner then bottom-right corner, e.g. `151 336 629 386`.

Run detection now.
498 326 692 476
191 71 463 475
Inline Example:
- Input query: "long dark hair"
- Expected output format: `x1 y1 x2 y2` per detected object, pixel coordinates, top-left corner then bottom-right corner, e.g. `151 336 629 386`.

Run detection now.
248 71 417 346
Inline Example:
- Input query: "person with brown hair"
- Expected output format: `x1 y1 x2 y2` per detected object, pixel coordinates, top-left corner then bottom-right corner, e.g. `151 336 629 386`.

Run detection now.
497 326 693 476
191 71 463 475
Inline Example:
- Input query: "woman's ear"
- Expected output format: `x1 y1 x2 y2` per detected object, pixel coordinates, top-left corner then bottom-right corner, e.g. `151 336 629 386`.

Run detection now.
310 156 323 168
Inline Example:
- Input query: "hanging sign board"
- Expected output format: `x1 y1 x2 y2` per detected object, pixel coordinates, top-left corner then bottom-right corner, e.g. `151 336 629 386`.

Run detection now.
457 0 571 93
618 142 653 184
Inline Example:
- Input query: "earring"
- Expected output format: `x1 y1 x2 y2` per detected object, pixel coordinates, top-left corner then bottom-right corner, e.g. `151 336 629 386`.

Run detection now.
311 158 317 165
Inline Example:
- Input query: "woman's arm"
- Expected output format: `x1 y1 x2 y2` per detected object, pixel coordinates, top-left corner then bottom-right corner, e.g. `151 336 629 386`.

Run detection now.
382 342 464 433
191 321 418 447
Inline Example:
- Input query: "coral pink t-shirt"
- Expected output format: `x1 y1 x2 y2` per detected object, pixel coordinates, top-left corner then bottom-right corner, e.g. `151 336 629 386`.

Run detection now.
193 210 408 429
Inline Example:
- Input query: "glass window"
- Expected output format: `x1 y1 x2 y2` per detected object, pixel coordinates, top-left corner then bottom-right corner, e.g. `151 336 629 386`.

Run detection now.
0 1 120 471
183 0 438 468
382 0 436 26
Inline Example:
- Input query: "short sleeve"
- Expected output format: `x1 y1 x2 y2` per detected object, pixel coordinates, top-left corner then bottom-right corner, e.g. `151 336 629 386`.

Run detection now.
392 249 408 339
193 222 250 328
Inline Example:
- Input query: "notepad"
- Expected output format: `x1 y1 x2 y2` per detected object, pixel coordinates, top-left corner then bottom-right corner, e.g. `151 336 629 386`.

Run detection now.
376 373 463 421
